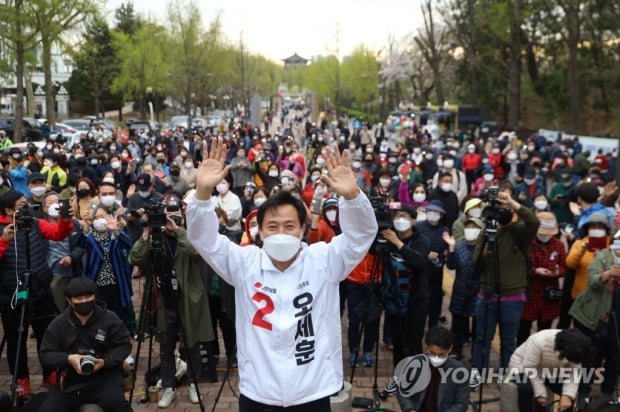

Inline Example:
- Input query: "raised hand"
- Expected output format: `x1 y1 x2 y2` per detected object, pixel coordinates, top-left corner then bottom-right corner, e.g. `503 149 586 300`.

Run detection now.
195 137 232 200
320 145 358 200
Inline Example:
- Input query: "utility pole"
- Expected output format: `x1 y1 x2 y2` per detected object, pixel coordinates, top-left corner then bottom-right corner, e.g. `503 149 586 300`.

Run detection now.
335 23 340 129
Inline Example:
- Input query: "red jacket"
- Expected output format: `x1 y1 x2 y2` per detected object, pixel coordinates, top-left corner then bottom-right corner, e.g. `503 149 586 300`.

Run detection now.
0 215 73 259
461 153 481 172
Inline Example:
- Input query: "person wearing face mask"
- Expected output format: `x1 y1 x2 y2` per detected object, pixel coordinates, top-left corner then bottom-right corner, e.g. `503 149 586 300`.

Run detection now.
415 200 451 329
215 178 242 231
43 192 86 312
231 148 254 197
0 189 74 398
513 168 545 209
431 154 467 202
396 327 470 412
186 139 377 410
168 162 190 196
548 172 575 224
80 206 134 333
517 212 566 346
570 238 620 398
446 218 483 359
428 173 459 228
8 148 28 196
70 177 99 223
531 193 550 214
308 195 340 244
379 204 431 396
372 169 397 200
500 328 590 412
451 197 484 242
253 159 280 194
300 167 323 206
572 181 615 233
472 165 498 196
125 173 164 242
38 277 132 412
566 213 612 304
462 143 482 189
129 200 214 407
106 155 134 196
470 191 540 389
40 153 67 193
26 172 49 210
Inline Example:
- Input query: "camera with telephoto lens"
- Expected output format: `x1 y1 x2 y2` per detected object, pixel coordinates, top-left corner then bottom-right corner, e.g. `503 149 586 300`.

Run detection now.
15 204 40 229
78 349 98 375
369 197 395 255
480 186 513 242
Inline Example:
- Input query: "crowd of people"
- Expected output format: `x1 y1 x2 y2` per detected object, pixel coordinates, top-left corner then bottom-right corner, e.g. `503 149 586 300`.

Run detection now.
0 103 618 411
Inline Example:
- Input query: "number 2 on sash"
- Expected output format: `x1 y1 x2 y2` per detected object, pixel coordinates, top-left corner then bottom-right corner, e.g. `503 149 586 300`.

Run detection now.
251 292 274 330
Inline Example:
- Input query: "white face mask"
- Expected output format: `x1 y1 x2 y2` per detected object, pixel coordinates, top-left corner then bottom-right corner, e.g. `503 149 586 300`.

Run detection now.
537 234 552 243
254 197 266 207
316 158 325 166
121 153 129 159
216 183 229 194
325 210 337 222
100 195 116 207
379 178 391 188
468 147 475 153
393 218 411 232
366 148 373 153
249 226 259 240
352 161 361 169
524 178 537 185
468 208 482 218
483 174 494 182
436 159 444 167
492 148 500 154
184 161 193 169
507 153 518 161
93 218 108 232
110 161 121 169
413 193 426 203
534 200 548 210
427 212 441 223
428 355 448 368
44 160 53 168
30 186 46 197
310 174 320 182
464 228 481 241
416 213 427 222
588 229 606 238
47 203 60 218
268 170 279 177
262 233 301 262
424 153 433 160
440 183 452 192
443 160 454 169
138 190 150 198
413 148 421 154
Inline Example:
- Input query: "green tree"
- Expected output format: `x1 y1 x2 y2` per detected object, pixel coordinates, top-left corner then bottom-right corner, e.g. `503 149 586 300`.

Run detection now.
67 17 118 117
115 2 141 35
32 0 98 125
112 21 171 119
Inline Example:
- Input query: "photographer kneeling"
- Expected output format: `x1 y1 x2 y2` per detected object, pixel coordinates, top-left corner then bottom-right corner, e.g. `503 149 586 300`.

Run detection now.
500 328 590 412
38 277 132 412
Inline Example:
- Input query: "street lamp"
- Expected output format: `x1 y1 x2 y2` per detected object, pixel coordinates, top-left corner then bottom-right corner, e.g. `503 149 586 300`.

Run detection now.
146 86 153 123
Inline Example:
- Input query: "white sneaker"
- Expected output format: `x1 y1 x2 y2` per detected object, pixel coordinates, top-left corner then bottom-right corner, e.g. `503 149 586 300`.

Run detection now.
158 387 176 408
188 383 201 404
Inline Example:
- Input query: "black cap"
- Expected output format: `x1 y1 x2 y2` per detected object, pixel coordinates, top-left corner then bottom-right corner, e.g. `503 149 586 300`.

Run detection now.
28 173 45 184
136 173 152 191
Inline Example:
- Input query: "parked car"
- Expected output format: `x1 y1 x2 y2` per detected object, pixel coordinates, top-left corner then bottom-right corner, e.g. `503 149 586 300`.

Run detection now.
0 117 45 142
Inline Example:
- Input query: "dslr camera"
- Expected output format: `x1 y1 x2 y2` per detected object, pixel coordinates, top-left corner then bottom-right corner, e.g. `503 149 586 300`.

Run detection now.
15 204 41 229
369 197 400 255
78 349 98 375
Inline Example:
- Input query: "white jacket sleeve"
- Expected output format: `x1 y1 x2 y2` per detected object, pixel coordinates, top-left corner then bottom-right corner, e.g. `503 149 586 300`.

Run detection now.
185 196 253 288
326 191 378 282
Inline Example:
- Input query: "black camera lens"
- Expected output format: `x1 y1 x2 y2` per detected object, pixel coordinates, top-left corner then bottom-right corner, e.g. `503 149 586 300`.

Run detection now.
80 356 96 375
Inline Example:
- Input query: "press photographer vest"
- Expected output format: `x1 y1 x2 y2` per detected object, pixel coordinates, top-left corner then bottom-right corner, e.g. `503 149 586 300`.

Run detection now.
0 220 53 305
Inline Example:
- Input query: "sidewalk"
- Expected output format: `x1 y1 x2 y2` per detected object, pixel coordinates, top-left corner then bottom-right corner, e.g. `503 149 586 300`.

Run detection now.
0 270 504 411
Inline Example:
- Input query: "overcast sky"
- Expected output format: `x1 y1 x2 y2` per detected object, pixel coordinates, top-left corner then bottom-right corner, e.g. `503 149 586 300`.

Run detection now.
105 0 422 63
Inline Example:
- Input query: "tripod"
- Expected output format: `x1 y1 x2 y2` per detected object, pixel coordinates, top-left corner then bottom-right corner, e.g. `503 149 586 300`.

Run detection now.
470 221 502 412
10 219 34 407
347 255 397 411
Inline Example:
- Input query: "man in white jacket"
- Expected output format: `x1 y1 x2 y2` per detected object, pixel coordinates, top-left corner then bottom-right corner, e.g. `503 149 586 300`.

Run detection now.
500 328 590 412
186 138 377 410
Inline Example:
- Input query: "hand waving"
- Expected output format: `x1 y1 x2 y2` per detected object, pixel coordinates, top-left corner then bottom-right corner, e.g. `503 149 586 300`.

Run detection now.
320 145 358 200
195 138 232 200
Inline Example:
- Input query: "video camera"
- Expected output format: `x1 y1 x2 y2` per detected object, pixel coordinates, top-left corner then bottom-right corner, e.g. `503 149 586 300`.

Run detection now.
369 197 400 255
480 186 512 242
140 202 167 250
14 204 40 229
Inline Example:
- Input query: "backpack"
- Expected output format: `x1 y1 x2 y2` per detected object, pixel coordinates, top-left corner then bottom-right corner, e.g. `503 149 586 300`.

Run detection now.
381 251 412 316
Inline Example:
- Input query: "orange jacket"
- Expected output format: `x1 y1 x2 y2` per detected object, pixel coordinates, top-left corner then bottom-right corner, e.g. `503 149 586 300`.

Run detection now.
307 218 336 244
347 253 382 284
